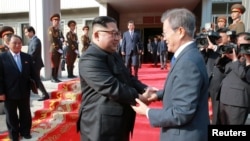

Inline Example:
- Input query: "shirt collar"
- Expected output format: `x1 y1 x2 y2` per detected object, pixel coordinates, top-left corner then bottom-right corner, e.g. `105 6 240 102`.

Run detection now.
174 41 193 58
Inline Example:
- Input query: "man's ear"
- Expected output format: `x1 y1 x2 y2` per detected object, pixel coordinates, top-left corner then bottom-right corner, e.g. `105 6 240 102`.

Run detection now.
93 31 99 40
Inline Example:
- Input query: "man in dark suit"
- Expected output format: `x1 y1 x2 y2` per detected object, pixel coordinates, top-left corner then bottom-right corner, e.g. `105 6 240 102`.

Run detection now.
77 16 156 141
202 28 231 124
151 36 159 67
0 26 14 53
24 26 50 101
121 20 142 78
48 13 64 83
158 35 168 69
218 32 250 124
132 8 210 141
0 35 39 140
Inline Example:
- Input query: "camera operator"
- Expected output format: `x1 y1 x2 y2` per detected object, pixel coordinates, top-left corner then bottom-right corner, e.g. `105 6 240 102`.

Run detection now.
218 32 250 125
204 28 232 124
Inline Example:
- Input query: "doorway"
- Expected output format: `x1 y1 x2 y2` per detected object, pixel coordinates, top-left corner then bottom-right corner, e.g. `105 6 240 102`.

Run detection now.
143 28 162 63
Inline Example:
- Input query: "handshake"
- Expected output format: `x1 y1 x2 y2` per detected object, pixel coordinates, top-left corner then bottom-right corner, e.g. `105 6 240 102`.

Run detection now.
131 87 159 116
139 87 159 105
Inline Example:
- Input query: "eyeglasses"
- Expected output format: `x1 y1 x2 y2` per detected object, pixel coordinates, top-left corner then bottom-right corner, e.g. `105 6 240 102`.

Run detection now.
98 30 121 38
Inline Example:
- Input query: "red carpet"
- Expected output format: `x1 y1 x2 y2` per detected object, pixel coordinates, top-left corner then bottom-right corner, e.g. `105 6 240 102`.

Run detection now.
0 63 212 140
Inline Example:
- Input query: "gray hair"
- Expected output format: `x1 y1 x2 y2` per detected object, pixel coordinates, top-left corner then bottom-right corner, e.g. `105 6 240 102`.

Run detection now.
161 8 196 37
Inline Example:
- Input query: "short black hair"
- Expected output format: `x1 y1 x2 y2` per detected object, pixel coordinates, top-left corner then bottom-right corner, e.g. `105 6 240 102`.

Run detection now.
237 32 250 41
24 26 36 34
216 27 229 33
92 16 117 28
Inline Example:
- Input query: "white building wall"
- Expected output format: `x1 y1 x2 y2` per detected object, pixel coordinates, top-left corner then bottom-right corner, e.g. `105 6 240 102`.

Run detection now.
0 0 99 13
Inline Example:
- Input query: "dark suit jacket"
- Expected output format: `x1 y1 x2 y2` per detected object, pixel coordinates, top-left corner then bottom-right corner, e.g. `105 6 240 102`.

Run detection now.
148 42 210 141
220 61 250 108
78 43 147 141
27 36 44 71
0 51 38 100
122 30 142 55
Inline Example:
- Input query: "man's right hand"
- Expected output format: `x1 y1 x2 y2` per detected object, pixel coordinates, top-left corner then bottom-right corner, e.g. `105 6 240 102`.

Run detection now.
0 94 5 101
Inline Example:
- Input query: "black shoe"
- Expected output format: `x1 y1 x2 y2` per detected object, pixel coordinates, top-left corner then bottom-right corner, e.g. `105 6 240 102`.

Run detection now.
37 95 49 101
56 79 62 82
51 78 58 83
22 134 32 139
68 75 77 78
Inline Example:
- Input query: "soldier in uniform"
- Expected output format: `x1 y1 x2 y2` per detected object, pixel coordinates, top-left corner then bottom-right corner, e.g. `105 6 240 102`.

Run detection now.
229 3 246 34
0 26 14 53
65 20 79 78
48 13 65 83
81 25 90 53
216 16 227 30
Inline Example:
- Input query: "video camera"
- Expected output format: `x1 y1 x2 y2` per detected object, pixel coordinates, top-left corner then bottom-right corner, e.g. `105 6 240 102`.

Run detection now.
219 42 238 54
239 44 250 54
195 31 221 48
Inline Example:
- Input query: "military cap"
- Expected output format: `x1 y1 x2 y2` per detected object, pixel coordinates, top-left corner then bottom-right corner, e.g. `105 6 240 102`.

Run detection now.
231 4 246 14
0 26 14 38
217 16 227 23
50 13 60 21
82 25 89 30
67 20 76 27
239 44 250 54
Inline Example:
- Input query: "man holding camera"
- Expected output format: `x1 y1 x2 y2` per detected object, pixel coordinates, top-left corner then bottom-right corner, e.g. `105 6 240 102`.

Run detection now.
202 28 231 124
218 32 250 125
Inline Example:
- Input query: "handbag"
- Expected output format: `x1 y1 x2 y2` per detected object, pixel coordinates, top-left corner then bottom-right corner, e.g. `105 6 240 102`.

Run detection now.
30 78 38 94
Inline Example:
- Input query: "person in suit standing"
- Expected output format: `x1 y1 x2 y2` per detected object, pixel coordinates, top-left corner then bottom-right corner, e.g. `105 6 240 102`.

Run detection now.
24 26 50 101
48 13 64 83
0 35 39 140
0 26 14 53
122 20 142 78
77 16 156 141
81 25 91 53
158 35 168 70
218 32 250 125
151 36 159 67
228 4 245 34
65 20 79 78
132 8 210 141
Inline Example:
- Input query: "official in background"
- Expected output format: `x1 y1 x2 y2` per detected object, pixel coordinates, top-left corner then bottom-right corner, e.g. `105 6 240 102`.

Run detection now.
151 36 159 67
229 4 245 34
81 25 91 53
0 35 39 140
158 35 168 70
65 20 79 78
48 13 64 83
24 26 50 101
122 20 142 78
0 26 14 53
77 16 155 141
132 8 209 141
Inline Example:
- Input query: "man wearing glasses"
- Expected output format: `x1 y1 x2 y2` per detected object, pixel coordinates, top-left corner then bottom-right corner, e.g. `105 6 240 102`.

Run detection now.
77 16 156 141
121 20 142 78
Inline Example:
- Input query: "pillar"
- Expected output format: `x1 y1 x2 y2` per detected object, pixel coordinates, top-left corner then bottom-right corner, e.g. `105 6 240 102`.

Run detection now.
29 0 61 80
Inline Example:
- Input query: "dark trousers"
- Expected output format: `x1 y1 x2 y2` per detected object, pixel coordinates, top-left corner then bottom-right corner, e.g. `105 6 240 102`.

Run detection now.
4 99 32 140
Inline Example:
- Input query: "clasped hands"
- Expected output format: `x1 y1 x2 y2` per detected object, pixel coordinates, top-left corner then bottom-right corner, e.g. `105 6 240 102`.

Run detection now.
131 87 158 115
